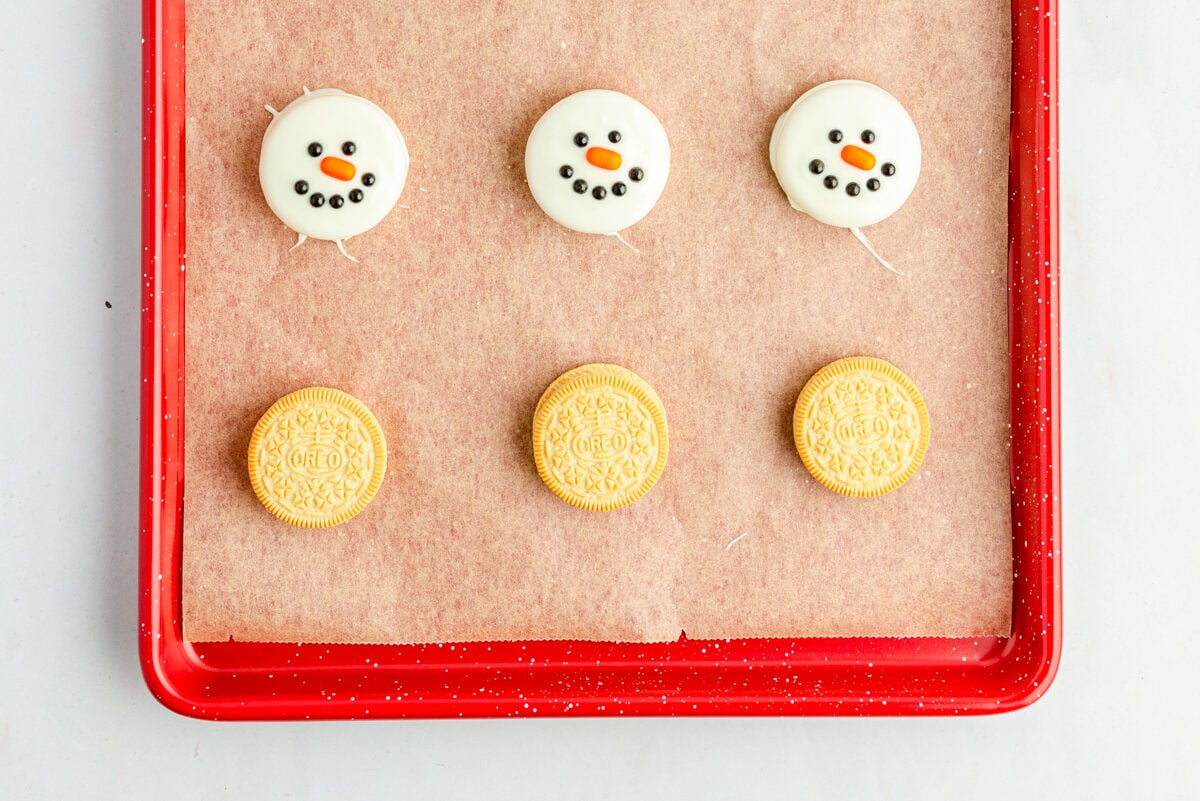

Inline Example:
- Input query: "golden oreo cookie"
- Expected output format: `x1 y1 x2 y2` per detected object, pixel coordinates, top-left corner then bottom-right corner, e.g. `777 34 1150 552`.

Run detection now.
533 365 668 511
248 387 387 527
793 357 930 497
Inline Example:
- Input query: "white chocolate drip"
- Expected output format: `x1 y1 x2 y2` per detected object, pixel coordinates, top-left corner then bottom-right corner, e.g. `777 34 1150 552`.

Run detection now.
849 226 904 276
335 239 359 263
605 230 639 253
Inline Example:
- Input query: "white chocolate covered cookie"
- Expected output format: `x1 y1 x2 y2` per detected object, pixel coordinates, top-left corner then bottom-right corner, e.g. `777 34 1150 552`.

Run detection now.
770 80 920 271
525 89 670 236
260 88 409 261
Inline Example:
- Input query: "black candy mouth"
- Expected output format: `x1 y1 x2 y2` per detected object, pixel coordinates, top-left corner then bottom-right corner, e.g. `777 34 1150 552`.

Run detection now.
558 163 644 201
292 172 375 210
807 158 896 198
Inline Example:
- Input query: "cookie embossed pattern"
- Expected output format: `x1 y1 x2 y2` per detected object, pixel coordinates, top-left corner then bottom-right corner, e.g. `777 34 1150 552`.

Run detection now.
533 365 668 511
247 387 388 528
793 357 930 497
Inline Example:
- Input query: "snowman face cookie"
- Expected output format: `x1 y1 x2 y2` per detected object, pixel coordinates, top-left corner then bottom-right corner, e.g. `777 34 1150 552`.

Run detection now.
770 80 920 229
259 88 409 254
525 89 670 235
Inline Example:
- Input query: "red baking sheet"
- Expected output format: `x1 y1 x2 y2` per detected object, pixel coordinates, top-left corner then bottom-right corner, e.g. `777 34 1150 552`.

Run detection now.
139 0 1059 718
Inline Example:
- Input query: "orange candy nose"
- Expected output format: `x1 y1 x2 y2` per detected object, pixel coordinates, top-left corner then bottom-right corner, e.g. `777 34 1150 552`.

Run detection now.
320 156 357 181
840 145 877 171
585 146 622 171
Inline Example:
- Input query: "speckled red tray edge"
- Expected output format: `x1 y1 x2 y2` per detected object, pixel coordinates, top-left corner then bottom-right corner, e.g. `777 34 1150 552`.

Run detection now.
138 0 1059 719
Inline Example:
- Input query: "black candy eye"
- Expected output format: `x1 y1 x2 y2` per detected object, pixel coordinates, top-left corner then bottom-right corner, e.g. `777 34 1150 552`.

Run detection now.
809 159 824 175
361 173 376 186
866 178 881 191
828 130 843 143
612 182 626 196
559 165 573 179
309 193 325 207
294 180 308 195
823 176 838 189
573 132 588 147
592 186 606 200
573 179 588 194
629 167 644 182
342 141 356 156
307 142 323 157
349 189 364 202
860 130 875 144
608 130 621 143
329 194 345 208
846 182 860 196
881 163 896 176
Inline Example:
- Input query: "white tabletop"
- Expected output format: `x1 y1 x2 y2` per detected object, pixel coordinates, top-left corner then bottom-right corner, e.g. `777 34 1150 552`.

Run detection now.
2 1 1198 798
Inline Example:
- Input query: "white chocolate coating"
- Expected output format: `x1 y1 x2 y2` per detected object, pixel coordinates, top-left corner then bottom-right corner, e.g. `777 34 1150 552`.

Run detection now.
770 80 920 229
259 89 409 244
525 89 670 235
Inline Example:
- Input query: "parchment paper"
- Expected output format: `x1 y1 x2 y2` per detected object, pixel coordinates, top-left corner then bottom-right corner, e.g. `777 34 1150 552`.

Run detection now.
183 0 1013 642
